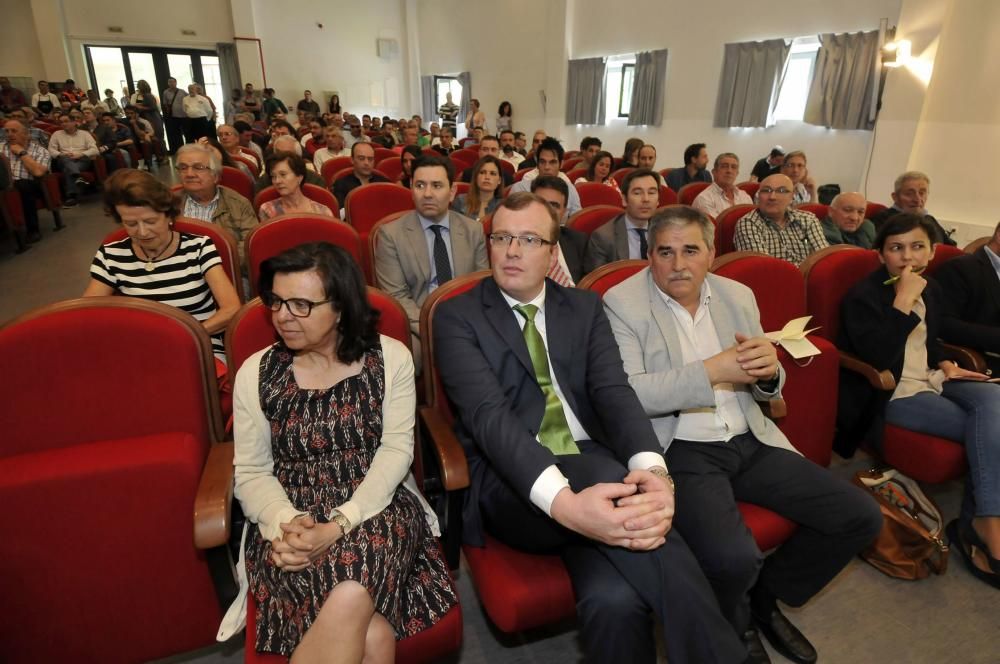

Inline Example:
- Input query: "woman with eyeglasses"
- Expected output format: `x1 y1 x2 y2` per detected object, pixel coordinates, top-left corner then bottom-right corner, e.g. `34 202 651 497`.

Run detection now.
228 242 458 660
258 152 335 221
83 169 240 362
451 155 504 220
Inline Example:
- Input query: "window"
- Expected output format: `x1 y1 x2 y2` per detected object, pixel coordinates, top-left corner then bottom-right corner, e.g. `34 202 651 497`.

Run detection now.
772 37 820 122
434 76 463 114
604 54 636 122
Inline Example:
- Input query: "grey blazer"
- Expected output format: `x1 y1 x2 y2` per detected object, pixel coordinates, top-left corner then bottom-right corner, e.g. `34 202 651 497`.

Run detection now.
602 268 797 454
374 210 489 336
584 213 630 274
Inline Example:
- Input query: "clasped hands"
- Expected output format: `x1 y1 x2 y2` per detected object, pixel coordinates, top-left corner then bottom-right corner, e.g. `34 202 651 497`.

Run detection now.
270 514 343 572
704 332 779 386
551 469 675 552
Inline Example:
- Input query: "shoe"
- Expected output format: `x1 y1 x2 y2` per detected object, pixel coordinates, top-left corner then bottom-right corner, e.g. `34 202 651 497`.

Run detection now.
947 519 1000 590
753 607 817 664
75 176 89 187
26 232 41 244
743 629 772 664
63 198 78 208
53 222 66 231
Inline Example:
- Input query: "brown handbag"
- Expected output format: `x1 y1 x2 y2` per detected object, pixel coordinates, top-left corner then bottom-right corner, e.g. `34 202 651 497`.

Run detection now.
853 468 949 580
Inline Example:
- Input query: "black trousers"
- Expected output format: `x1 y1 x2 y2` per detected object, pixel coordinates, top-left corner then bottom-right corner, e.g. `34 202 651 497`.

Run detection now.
163 115 187 153
666 433 883 634
13 178 43 235
184 117 212 144
480 440 746 664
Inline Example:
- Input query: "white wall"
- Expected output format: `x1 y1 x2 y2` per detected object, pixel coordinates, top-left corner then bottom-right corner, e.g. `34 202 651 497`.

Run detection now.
248 0 412 118
1 0 46 82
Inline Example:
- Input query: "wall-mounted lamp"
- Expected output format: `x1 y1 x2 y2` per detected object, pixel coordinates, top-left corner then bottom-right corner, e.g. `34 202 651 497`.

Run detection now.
883 39 912 68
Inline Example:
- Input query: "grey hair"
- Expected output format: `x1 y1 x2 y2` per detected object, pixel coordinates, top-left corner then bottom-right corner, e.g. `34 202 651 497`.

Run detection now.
648 205 715 252
176 143 222 176
713 152 739 169
894 170 929 193
272 135 303 156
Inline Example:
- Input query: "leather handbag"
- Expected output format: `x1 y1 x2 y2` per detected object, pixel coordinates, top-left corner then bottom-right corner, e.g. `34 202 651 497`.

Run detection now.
853 468 949 580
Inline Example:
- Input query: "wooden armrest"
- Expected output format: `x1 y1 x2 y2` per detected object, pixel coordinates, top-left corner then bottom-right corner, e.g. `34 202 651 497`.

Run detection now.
760 398 787 420
939 342 988 374
419 406 470 491
839 351 896 391
194 441 234 549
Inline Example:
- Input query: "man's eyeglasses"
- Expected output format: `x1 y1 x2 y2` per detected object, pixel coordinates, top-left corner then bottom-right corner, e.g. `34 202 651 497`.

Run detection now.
261 293 331 317
488 233 554 250
175 163 212 173
758 186 792 195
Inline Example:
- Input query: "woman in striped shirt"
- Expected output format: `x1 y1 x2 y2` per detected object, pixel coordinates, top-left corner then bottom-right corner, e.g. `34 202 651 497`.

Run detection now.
83 169 241 361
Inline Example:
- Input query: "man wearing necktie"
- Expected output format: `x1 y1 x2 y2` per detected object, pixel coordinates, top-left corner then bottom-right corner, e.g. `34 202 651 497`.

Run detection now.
584 168 661 274
374 155 489 370
433 192 747 664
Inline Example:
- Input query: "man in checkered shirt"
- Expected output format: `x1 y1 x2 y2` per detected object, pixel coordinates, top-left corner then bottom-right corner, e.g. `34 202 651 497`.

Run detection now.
733 173 828 266
1 119 58 251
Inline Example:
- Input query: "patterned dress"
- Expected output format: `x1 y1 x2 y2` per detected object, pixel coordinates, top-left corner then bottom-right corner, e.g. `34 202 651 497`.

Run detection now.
245 342 457 657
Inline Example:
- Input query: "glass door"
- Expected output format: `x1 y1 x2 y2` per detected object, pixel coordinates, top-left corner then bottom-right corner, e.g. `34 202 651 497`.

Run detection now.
125 50 159 101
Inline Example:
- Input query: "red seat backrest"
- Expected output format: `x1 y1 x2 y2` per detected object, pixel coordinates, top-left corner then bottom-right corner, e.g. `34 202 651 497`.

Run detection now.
344 182 415 233
711 252 806 331
498 160 514 177
321 156 354 186
925 243 964 276
1 297 223 456
373 147 398 165
713 204 755 257
575 182 624 209
677 182 711 206
379 158 405 182
798 203 828 219
452 148 480 165
658 167 673 181
737 181 760 199
561 156 584 172
253 184 340 218
611 167 634 187
658 185 678 207
512 168 529 182
801 246 879 341
566 205 623 235
245 214 362 296
103 216 245 302
865 201 887 220
578 260 647 295
219 166 254 202
565 167 588 182
454 182 470 197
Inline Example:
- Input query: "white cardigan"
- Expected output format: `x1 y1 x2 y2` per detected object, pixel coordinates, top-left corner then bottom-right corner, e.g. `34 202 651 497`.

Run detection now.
218 335 438 640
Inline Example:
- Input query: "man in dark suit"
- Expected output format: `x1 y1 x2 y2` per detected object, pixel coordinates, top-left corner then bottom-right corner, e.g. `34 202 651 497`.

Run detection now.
530 175 587 284
584 168 661 273
935 221 1000 375
433 192 746 664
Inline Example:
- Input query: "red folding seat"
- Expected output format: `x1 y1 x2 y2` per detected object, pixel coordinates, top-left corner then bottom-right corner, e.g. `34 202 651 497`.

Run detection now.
713 204 755 256
565 204 624 235
575 182 624 208
253 183 339 218
677 181 711 205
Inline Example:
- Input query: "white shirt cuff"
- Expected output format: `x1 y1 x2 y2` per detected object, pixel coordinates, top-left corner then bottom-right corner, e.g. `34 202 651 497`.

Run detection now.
629 451 667 473
529 464 571 516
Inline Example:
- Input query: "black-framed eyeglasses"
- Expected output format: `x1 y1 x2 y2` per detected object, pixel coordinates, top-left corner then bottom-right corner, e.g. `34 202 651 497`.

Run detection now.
175 163 212 173
261 292 331 317
488 233 554 250
758 186 792 195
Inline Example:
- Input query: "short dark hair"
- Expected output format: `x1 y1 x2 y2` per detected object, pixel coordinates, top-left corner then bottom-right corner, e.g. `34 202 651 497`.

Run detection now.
769 147 785 158
873 213 939 251
479 135 500 149
514 131 526 141
258 242 379 363
100 112 116 120
401 144 423 171
233 120 252 133
536 137 564 163
266 151 308 178
412 154 455 184
530 175 569 205
622 168 661 193
104 169 180 223
499 129 515 139
683 143 706 166
580 136 602 152
351 141 375 158
270 119 295 134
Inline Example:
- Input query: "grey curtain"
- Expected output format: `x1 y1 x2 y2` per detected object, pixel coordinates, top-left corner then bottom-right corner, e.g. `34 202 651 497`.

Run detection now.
804 31 881 130
216 42 241 98
627 49 668 126
457 71 471 127
564 57 607 125
714 39 789 128
421 75 436 124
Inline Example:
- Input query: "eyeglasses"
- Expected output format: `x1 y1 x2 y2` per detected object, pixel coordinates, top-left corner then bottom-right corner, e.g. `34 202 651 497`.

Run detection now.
175 163 212 173
261 293 331 317
758 186 792 195
488 233 554 250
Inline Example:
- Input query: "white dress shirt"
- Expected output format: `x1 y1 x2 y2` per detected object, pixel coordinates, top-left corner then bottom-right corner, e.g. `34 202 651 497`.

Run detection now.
692 183 753 218
183 94 214 119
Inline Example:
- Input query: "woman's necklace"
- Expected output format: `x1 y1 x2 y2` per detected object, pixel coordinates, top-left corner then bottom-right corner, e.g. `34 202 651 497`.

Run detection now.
137 231 176 271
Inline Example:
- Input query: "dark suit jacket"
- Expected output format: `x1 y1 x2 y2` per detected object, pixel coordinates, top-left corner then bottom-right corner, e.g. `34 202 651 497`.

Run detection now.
559 226 588 283
433 278 664 545
934 247 1000 374
584 213 630 274
836 266 948 451
331 172 391 206
869 206 957 246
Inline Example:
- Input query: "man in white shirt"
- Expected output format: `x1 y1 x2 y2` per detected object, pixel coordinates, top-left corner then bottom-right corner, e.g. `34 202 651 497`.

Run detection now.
312 126 351 171
31 81 60 117
693 152 754 218
603 206 882 664
508 137 582 215
183 84 215 143
48 112 99 205
433 192 746 664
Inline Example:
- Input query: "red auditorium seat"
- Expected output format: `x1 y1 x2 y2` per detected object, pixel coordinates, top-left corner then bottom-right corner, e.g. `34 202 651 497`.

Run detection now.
244 214 362 296
451 147 480 165
865 201 887 220
453 181 470 197
379 157 406 182
924 243 964 276
576 258 646 293
344 182 415 280
658 185 678 207
565 167 588 182
798 203 828 219
713 204 755 256
320 156 354 186
0 297 230 663
677 181 711 205
801 246 967 482
658 167 673 181
220 165 255 202
512 168 529 182
611 167 634 187
566 204 624 235
230 152 261 176
226 291 463 664
561 156 584 172
253 183 339 217
0 154 64 230
373 147 398 166
737 181 760 199
575 182 624 208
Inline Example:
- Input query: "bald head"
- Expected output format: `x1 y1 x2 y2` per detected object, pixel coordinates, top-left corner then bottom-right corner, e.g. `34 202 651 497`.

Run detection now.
829 192 867 234
758 174 795 222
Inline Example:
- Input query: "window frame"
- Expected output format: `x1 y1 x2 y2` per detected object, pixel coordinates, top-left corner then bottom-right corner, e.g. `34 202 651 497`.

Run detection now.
617 63 635 118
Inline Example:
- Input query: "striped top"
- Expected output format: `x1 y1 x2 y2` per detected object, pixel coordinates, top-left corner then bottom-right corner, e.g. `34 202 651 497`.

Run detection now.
90 232 226 359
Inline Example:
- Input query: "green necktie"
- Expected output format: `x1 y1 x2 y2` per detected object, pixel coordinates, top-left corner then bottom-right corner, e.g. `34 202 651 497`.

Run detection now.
514 304 580 456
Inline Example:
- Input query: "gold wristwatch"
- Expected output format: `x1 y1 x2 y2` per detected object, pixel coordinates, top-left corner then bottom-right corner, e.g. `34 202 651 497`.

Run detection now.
331 510 352 534
648 467 675 493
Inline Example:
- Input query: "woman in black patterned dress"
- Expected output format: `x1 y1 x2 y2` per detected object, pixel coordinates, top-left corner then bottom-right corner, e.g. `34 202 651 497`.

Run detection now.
231 242 457 661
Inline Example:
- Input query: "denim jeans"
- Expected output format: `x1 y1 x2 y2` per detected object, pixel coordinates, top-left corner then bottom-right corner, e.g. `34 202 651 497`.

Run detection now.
885 381 1000 520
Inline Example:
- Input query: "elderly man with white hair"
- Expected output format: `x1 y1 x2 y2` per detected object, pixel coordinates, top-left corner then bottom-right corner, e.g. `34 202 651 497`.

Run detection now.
820 192 876 248
183 84 215 143
253 134 326 193
174 143 257 267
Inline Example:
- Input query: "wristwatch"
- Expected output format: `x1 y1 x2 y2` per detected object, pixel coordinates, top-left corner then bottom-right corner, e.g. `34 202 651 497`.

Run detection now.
331 510 352 534
648 467 675 493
